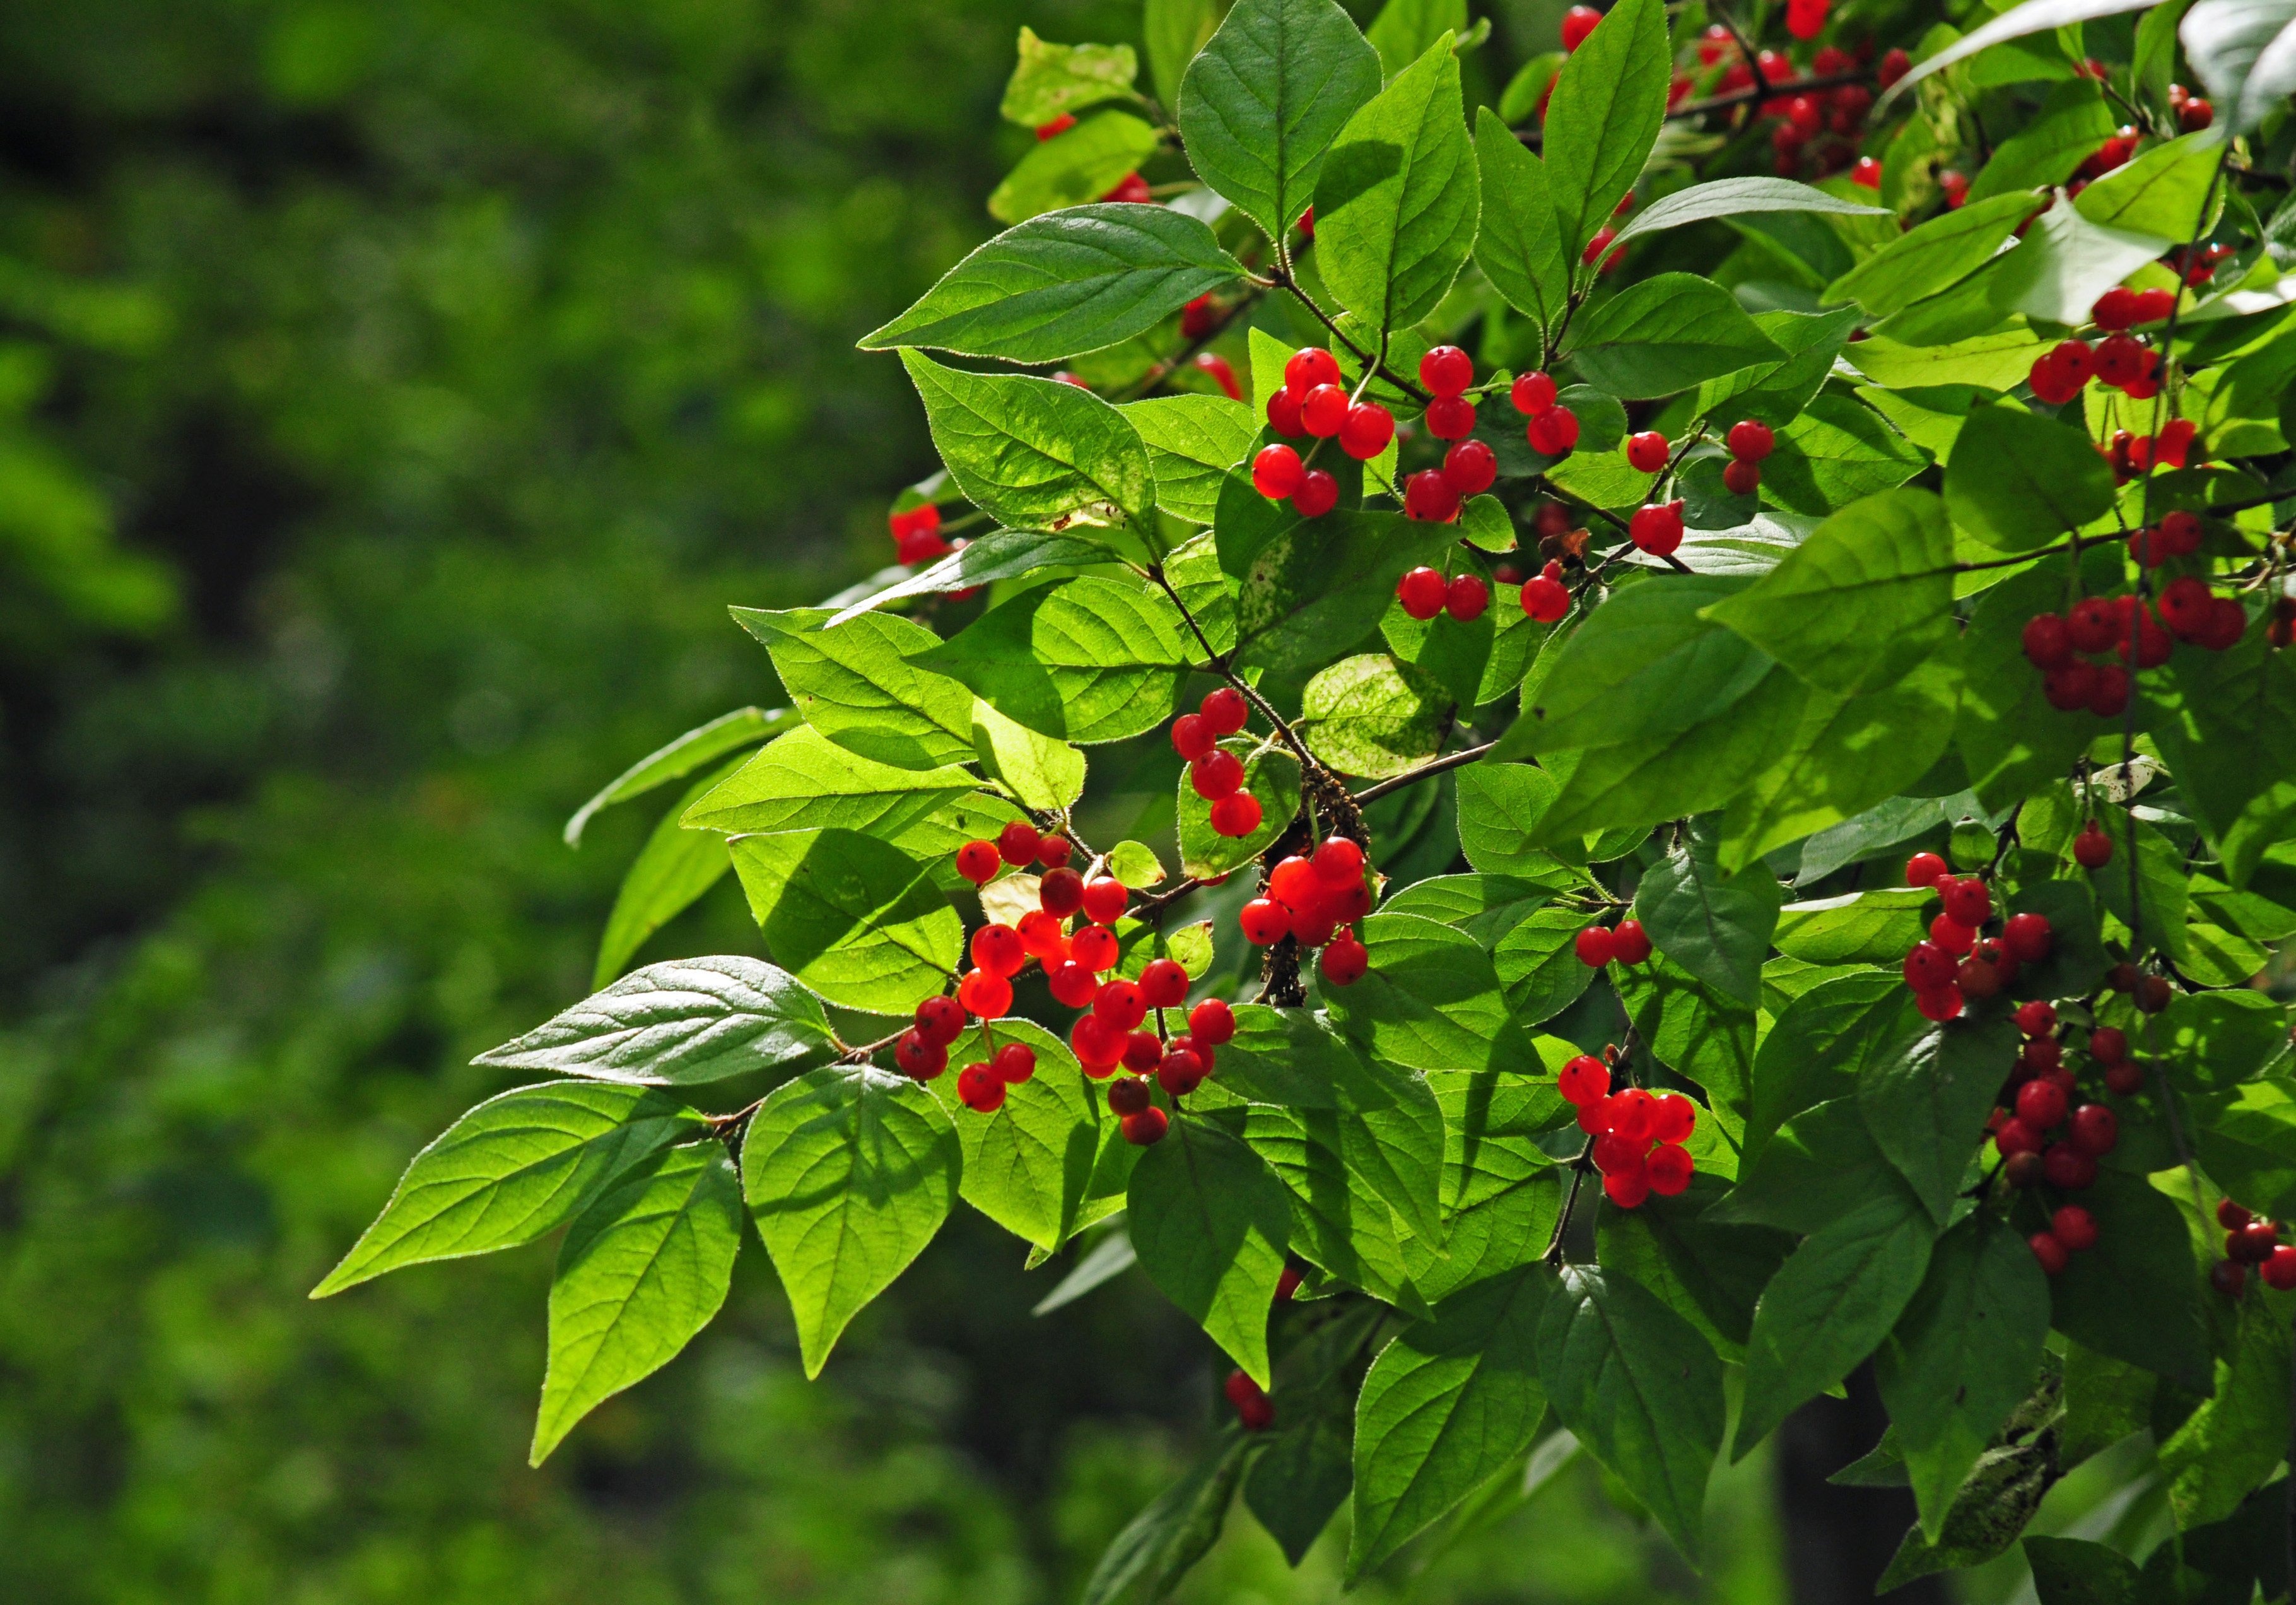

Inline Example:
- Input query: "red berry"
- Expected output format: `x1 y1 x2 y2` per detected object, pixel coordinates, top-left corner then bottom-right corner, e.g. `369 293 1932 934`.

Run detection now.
1929 914 1976 955
958 967 1014 1018
1902 941 1955 991
2042 1144 2097 1190
1561 4 1602 50
1283 347 1340 397
1036 835 1072 869
1157 1046 1206 1096
1320 934 1369 987
1628 500 1684 556
1941 877 1991 928
1072 926 1119 972
2015 1078 2068 1131
1525 406 1579 456
1311 837 1364 889
1241 899 1291 945
1722 459 1761 495
2068 1103 2117 1156
1191 749 1245 800
2104 1062 2144 1095
1338 402 1395 460
1170 712 1215 761
1070 1009 1123 1068
895 1028 948 1081
1269 854 1318 912
2003 912 2053 963
1122 1107 1169 1146
1958 953 2005 999
2066 597 2119 654
1443 438 1497 495
1522 573 1570 622
914 993 966 1047
1575 925 1618 967
1603 1167 1651 1208
1121 1030 1162 1073
1200 686 1248 735
1444 573 1489 621
1646 1141 1694 1196
1292 468 1338 517
1916 984 1964 1022
1425 395 1476 440
2030 1232 2070 1275
993 1043 1037 1084
2265 1245 2296 1290
1624 431 1670 473
2051 1205 2097 1252
958 1062 1007 1112
2022 613 2073 669
1723 418 1776 462
1611 918 1652 965
972 923 1026 978
1139 958 1189 1009
1266 388 1306 437
1878 47 1911 87
2014 1000 2057 1038
1559 1054 1610 1106
2021 1036 2063 1074
1420 344 1473 397
1253 444 1305 500
1081 876 1128 926
1902 851 1947 888
1651 1092 1696 1144
1511 370 1557 415
2073 823 2112 870
2089 1026 2128 1065
1299 382 1349 438
2132 286 2176 322
1397 566 1448 620
1017 909 1067 960
1092 978 1147 1032
1188 997 1236 1046
995 820 1041 866
1209 792 1262 837
956 840 1002 885
1403 469 1461 523
1581 226 1618 268
1107 1076 1152 1115
1041 867 1086 917
2091 286 2138 330
1226 1368 1273 1430
1995 1116 2041 1156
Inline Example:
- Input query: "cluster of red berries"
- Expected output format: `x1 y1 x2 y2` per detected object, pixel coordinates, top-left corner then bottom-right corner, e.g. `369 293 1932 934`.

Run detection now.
1225 1367 1274 1430
1722 37 1876 179
1719 419 1774 493
1257 346 1393 518
1395 565 1488 622
1239 838 1375 986
950 820 1146 1004
2212 1198 2296 1295
2028 291 2184 405
894 997 1043 1113
1573 918 1653 968
2170 240 2240 288
1521 558 1573 623
2020 574 2247 718
1896 854 2054 1020
1991 1000 2120 1189
1084 983 1232 1148
2167 82 2215 132
1557 1050 1699 1207
887 501 951 566
1170 685 1265 838
1511 370 1579 457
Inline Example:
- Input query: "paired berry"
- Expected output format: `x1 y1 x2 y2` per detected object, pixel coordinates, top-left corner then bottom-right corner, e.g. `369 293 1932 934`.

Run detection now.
1561 4 1602 50
1522 559 1571 623
1628 500 1685 557
1525 406 1579 457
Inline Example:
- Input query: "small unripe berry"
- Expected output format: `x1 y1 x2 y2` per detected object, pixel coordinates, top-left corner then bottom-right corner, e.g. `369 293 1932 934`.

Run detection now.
1420 344 1473 397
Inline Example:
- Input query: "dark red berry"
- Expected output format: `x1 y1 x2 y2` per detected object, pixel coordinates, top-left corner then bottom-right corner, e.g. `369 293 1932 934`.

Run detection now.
1575 925 1617 967
1108 1076 1152 1115
2030 1232 2070 1275
1122 1107 1168 1145
915 993 966 1047
1190 749 1245 800
1040 867 1086 917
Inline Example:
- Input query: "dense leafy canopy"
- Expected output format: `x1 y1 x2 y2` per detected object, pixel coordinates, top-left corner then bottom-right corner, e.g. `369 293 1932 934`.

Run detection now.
323 0 2296 1595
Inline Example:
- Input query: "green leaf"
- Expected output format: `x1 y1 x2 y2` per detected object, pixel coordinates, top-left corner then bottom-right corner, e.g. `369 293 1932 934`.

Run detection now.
972 699 1086 810
1514 575 1772 754
1453 761 1563 876
1596 1178 1793 1363
591 757 745 988
477 956 834 1088
743 1064 959 1377
1614 956 1757 1143
2193 1079 2296 1220
1991 197 2177 327
1538 1264 1726 1560
2090 812 2192 965
1106 838 1169 890
312 1082 704 1296
2160 1286 2292 1527
1164 527 1239 651
1843 324 2049 392
863 205 1241 364
899 349 1156 534
2182 0 2296 134
1964 79 2117 204
1299 653 1447 778
1311 35 1480 333
1873 1214 2051 1538
1325 912 1544 1081
1718 659 1960 872
1747 972 1921 1165
1122 394 1255 524
1000 26 1140 127
734 608 976 768
565 705 788 845
684 724 978 837
2149 618 2296 885
1381 871 1569 943
1081 1436 1252 1605
1825 192 2042 319
918 575 1192 744
1414 1063 1565 1302
2023 1537 2147 1605
1540 0 1669 259
1860 1014 2020 1224
988 111 1165 225
1773 888 1933 965
1738 1189 1937 1455
1241 1103 1424 1311
2048 1168 2214 1393
1178 0 1383 240
1128 1114 1292 1385
1347 1264 1548 1577
1472 108 1569 339
1760 394 1931 516
1695 307 1862 426
531 1142 742 1462
1610 178 1886 257
727 828 963 1016
1492 905 1599 1025
1246 1307 1374 1564
1562 274 1786 399
823 529 1118 628
1632 822 1783 1005
1882 0 2154 103
1145 0 1221 105
942 1018 1125 1252
1704 488 1952 696
1946 401 2117 555
1177 738 1301 878
1366 0 1465 76
2161 990 2289 1092
1713 1095 1914 1235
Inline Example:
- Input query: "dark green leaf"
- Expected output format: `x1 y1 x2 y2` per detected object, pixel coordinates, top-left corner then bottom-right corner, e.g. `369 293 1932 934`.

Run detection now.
727 828 963 1016
2158 1290 2292 1527
1245 1306 1374 1563
1632 821 1783 1004
1178 0 1383 240
863 205 1242 363
1955 560 2112 809
1859 1014 2019 1224
1747 971 1921 1165
2048 1168 2214 1393
531 1142 742 1462
1514 575 1772 754
1562 274 1786 399
2149 615 2296 886
1713 1095 1918 1235
1144 0 1221 107
1365 0 1465 76
1945 401 2117 555
1538 1264 1726 1559
1540 0 1669 258
1128 1114 1292 1384
1492 905 1599 1025
1825 192 2044 319
2024 1536 2146 1605
743 1064 959 1377
1596 1177 1793 1363
1325 912 1544 1082
1081 1435 1253 1605
1312 36 1480 332
1760 395 1931 516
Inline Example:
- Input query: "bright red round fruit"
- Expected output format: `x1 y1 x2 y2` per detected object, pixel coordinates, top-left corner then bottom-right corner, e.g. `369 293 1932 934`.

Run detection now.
1040 866 1086 917
993 1043 1037 1084
1188 997 1236 1046
1722 459 1761 495
2069 1103 2117 1156
1628 500 1684 556
1252 444 1304 500
1420 344 1473 397
1017 909 1067 959
1092 977 1146 1031
1320 936 1368 987
1424 396 1475 440
1559 1054 1610 1106
1902 941 1955 991
1611 919 1652 965
1338 402 1395 460
1190 749 1245 800
1292 468 1338 517
1070 1010 1123 1069
958 967 1014 1018
1624 431 1670 473
1443 438 1497 495
2073 823 2113 869
2089 1026 2128 1064
2014 1000 2057 1038
1081 876 1128 925
1561 4 1602 49
972 923 1026 977
2015 1078 2068 1131
895 1028 948 1081
1930 914 1976 955
1311 837 1365 888
1121 1030 1161 1073
1525 405 1579 456
1444 573 1489 621
915 993 966 1046
1523 574 1569 622
1651 1092 1696 1144
1397 566 1448 620
1200 686 1248 734
956 1062 1006 1112
1403 469 1461 523
1266 388 1305 438
1283 346 1340 397
956 840 1002 885
1904 851 1947 888
1726 419 1775 461
1170 712 1215 760
1916 984 1964 1022
996 820 1041 866
1575 924 1617 967
1139 958 1188 1009
2030 1232 2070 1276
1646 1142 1694 1196
1240 899 1290 946
1941 877 1991 928
2003 912 2053 962
1209 792 1262 838
1122 1107 1169 1146
1036 835 1072 869
2264 1245 2296 1290
1072 926 1119 972
2022 613 2073 669
1107 1076 1151 1115
1511 370 1557 415
1300 382 1349 438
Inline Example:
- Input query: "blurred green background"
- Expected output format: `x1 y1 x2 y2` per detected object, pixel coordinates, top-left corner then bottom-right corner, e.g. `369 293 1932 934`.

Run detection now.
0 3 2144 1599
